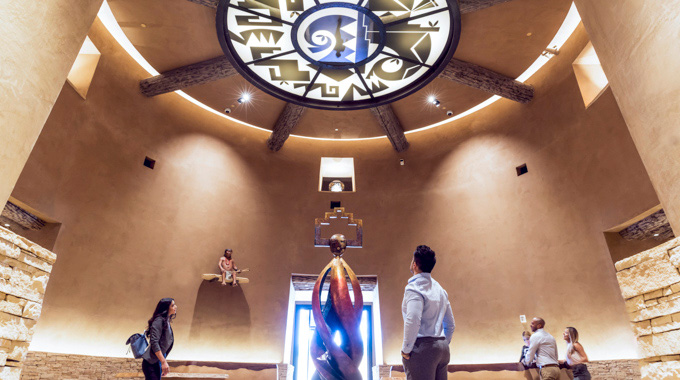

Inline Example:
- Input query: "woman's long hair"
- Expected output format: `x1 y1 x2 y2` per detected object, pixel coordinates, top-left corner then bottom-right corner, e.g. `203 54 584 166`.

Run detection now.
566 326 579 355
146 297 176 335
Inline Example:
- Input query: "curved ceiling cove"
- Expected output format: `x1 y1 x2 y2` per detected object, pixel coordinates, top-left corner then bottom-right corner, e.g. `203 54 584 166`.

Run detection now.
216 0 461 110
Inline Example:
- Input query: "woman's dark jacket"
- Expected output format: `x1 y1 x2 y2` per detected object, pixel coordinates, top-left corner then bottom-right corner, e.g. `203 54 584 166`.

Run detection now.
141 316 174 364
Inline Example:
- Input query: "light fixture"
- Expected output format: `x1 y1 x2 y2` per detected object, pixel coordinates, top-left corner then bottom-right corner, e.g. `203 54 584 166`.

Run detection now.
654 233 660 237
238 93 251 104
428 96 440 107
329 180 345 193
3 224 9 227
217 0 461 110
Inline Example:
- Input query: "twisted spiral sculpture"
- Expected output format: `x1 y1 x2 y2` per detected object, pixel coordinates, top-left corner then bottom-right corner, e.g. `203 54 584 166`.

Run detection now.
310 234 364 380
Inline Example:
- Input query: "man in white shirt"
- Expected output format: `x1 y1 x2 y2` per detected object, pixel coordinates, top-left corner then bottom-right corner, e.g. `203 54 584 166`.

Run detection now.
401 245 455 380
524 317 560 380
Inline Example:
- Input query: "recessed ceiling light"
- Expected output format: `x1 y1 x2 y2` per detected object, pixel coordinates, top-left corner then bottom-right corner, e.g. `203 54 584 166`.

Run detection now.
526 32 532 37
3 224 9 227
654 233 660 237
141 23 147 28
427 96 441 107
238 93 251 103
329 180 345 192
335 129 339 131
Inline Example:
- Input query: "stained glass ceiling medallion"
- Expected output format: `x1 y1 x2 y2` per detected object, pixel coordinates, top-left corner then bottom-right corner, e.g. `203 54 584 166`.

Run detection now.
217 0 461 110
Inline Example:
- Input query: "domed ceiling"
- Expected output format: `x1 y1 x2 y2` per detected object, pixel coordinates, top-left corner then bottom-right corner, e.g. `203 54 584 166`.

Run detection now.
107 0 573 150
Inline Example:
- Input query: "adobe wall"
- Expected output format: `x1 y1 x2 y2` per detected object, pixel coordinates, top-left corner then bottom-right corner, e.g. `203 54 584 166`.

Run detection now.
10 17 658 367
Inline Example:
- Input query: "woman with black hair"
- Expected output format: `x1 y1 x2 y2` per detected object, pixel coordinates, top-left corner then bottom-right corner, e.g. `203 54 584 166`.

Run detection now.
141 298 177 379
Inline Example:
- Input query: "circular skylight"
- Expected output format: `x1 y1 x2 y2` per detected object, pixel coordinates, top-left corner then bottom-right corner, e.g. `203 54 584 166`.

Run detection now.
217 0 461 110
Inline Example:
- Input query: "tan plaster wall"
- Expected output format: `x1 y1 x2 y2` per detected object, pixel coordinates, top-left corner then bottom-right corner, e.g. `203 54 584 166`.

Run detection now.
573 1 680 232
0 0 104 207
8 19 660 366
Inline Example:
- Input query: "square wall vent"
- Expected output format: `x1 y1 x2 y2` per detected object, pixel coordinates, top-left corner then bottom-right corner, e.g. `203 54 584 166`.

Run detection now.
319 157 355 193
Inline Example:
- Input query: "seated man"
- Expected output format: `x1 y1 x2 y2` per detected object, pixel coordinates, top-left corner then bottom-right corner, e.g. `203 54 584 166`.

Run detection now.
218 249 239 287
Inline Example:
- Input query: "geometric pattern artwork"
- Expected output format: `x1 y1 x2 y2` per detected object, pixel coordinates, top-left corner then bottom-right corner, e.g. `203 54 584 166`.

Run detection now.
217 0 461 110
314 207 363 247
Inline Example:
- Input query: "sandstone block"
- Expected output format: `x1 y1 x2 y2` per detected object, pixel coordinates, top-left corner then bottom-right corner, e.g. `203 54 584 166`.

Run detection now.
18 253 51 274
641 361 680 380
0 365 21 380
5 297 25 308
27 245 56 265
616 238 680 271
645 289 665 300
632 295 680 322
638 335 655 358
646 299 659 307
633 320 652 336
0 312 37 342
639 330 680 357
0 227 28 250
664 287 673 296
0 271 40 303
0 351 7 366
652 315 673 327
22 302 41 320
0 301 22 317
0 267 11 281
0 242 19 260
626 295 645 312
8 342 29 361
651 318 680 334
31 274 48 296
672 283 680 294
617 255 680 298
669 246 680 268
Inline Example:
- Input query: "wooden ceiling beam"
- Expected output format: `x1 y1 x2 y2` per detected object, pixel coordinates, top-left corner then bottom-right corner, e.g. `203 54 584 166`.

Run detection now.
187 0 218 8
438 58 534 103
458 0 514 14
267 103 307 151
140 56 237 97
370 105 409 152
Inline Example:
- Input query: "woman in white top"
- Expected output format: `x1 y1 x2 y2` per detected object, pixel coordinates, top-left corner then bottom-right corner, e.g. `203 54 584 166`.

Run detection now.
562 327 591 380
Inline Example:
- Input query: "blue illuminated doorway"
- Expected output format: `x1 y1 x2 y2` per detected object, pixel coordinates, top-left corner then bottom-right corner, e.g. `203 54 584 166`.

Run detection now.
292 304 373 380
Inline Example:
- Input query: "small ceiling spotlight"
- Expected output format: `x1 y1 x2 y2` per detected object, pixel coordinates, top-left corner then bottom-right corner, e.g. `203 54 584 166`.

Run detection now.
428 96 440 107
654 233 660 237
238 93 251 104
329 180 345 192
447 110 453 116
3 223 9 227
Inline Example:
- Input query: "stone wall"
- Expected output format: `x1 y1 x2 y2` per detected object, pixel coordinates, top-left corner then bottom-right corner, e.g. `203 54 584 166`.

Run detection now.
616 237 680 379
21 352 281 380
376 360 640 379
588 359 641 379
0 227 55 380
21 352 138 379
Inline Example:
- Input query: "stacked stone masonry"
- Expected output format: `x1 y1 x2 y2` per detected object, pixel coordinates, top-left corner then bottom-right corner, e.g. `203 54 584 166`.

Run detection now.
21 352 138 380
0 227 56 380
616 236 680 379
376 360 640 379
